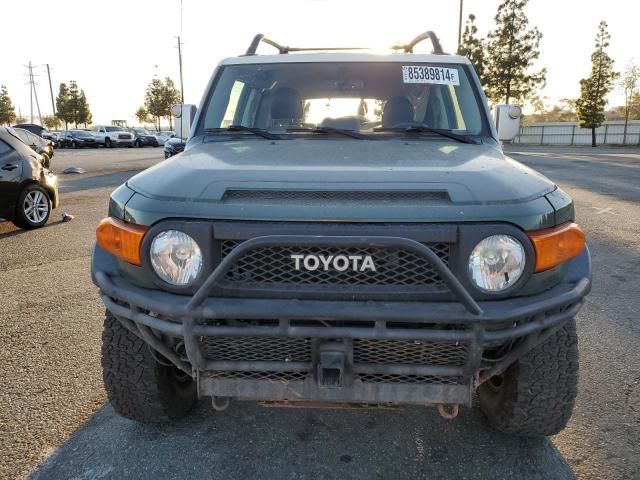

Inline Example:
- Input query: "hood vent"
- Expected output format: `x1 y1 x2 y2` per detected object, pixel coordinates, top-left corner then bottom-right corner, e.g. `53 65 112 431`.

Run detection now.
222 190 450 204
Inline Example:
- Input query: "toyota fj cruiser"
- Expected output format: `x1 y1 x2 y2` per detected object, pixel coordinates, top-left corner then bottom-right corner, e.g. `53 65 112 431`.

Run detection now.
92 32 591 437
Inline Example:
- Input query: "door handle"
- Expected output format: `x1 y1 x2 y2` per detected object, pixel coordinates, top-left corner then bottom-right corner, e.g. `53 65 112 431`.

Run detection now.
1 164 18 171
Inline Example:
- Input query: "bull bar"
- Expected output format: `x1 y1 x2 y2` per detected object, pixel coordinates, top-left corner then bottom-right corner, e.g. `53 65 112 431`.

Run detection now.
93 235 591 407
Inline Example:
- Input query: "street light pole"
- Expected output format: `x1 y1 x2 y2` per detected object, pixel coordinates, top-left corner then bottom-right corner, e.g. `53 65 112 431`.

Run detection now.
457 0 464 48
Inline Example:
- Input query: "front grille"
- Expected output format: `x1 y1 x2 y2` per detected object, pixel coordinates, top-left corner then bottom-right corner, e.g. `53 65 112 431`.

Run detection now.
200 336 312 362
353 339 468 366
118 134 131 140
357 374 460 385
220 241 450 287
205 370 309 381
222 190 450 204
200 333 467 386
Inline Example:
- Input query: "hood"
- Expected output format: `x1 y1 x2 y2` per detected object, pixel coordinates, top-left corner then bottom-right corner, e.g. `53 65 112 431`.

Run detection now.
124 138 558 229
130 139 554 203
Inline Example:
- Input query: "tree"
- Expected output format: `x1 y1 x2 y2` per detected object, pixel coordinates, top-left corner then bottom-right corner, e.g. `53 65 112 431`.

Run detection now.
576 21 618 147
144 78 166 130
619 61 640 144
629 93 640 120
162 77 181 129
484 0 546 105
0 85 17 126
135 106 150 124
67 81 81 128
457 14 487 85
55 83 72 129
77 90 92 127
42 115 62 130
143 77 181 130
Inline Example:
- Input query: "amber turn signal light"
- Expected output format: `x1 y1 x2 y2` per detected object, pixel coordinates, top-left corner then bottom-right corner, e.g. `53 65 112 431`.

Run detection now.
527 222 585 272
96 217 148 266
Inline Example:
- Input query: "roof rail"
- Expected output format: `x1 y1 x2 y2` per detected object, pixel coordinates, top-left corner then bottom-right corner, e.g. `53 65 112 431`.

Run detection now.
244 33 368 56
391 31 445 54
244 31 445 56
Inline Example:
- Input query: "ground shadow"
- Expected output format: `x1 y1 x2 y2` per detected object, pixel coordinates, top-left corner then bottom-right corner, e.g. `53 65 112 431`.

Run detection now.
0 219 64 240
30 399 574 480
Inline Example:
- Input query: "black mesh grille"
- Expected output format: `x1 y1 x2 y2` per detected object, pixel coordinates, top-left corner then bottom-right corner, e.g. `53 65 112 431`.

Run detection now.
353 339 468 366
200 336 312 362
205 370 309 381
220 241 450 287
222 190 449 204
357 374 460 385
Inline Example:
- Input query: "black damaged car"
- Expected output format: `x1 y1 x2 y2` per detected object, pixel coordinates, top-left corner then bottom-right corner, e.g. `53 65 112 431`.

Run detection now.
0 127 59 229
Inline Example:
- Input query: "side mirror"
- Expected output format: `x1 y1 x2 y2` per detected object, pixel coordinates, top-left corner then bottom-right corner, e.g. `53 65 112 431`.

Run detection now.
494 104 522 142
171 104 197 140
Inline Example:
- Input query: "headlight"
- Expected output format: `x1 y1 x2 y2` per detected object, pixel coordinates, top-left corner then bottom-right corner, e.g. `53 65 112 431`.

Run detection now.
468 235 526 292
150 230 203 285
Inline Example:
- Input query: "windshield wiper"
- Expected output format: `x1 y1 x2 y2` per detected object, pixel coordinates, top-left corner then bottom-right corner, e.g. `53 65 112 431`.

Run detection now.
286 126 366 140
205 125 281 140
374 124 478 144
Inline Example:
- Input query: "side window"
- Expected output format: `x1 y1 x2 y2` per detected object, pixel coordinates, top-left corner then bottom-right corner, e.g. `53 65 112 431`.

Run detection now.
0 139 14 159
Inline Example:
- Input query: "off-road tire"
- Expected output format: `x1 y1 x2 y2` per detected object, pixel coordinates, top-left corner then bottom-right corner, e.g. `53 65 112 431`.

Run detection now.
101 312 197 423
478 319 579 437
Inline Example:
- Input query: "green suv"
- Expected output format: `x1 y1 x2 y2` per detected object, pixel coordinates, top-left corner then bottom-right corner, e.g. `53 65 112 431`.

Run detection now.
92 32 591 437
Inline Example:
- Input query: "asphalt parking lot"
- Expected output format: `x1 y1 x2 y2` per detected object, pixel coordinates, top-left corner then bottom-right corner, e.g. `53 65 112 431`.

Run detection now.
1 145 639 479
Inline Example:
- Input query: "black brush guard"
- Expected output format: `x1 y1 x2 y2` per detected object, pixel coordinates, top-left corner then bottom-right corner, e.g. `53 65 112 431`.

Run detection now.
93 236 590 407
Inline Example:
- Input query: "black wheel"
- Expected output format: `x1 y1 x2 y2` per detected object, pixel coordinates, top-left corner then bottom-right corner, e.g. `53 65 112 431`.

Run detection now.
105 138 112 148
72 141 78 149
101 312 197 423
135 139 142 148
12 184 51 229
478 319 579 437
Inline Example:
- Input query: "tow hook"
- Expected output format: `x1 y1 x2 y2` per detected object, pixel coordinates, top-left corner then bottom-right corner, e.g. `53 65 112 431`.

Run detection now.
211 396 231 411
436 403 459 420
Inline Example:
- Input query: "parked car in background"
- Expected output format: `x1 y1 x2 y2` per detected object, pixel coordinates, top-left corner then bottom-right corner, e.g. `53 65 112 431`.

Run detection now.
128 128 159 148
0 127 59 229
154 131 176 146
12 128 54 169
92 125 134 148
163 136 185 158
48 131 64 148
12 123 49 137
60 130 99 148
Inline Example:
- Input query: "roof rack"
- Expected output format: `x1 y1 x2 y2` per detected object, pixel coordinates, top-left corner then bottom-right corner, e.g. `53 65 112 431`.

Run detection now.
244 34 367 56
244 31 446 56
391 31 444 54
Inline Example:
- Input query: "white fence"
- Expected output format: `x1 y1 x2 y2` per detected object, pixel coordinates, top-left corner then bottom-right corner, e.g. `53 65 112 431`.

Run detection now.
513 121 640 146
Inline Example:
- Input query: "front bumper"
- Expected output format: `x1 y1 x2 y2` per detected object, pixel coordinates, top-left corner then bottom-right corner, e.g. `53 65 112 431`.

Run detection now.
92 237 591 407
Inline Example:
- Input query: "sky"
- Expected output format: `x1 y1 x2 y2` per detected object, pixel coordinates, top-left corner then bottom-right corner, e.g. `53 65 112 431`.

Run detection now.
2 0 637 125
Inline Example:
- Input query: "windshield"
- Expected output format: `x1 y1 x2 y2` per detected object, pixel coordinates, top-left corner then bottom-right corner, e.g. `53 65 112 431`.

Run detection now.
199 62 486 137
104 126 121 132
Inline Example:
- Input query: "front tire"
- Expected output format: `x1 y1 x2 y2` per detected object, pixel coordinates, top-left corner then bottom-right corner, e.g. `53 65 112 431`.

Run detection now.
478 319 579 437
101 312 197 423
13 184 51 229
105 138 112 148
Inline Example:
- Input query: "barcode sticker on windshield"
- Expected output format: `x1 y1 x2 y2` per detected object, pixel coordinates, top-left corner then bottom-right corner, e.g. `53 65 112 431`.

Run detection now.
402 66 460 86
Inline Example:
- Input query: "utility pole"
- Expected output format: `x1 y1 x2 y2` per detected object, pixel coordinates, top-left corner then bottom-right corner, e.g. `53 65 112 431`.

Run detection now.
457 0 464 48
177 36 184 104
46 64 56 116
24 62 43 125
